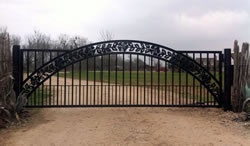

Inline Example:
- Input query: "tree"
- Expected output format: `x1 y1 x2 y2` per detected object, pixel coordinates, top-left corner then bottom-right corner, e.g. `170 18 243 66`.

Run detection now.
56 34 70 49
69 35 88 49
99 30 114 41
24 30 52 49
97 30 115 70
55 34 89 50
10 34 21 46
22 30 52 70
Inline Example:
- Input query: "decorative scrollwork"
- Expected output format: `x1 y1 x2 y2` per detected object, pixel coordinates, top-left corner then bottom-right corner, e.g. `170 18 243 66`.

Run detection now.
22 40 221 103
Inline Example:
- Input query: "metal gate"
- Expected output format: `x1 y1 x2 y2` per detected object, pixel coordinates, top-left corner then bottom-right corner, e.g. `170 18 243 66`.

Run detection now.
12 40 231 109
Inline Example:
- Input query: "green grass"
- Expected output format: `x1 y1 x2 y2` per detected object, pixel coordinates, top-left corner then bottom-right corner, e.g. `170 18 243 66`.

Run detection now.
28 88 51 105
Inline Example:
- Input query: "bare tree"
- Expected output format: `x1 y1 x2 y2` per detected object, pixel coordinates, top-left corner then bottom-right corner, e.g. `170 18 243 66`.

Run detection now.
56 34 70 49
10 34 21 46
55 34 89 50
99 30 115 41
22 30 52 70
98 30 115 70
0 27 8 35
23 30 52 49
69 35 88 49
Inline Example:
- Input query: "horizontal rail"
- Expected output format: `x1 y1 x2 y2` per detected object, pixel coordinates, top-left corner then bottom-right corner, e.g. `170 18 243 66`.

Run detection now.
21 49 71 52
26 105 220 108
21 49 222 54
177 50 222 53
34 85 205 87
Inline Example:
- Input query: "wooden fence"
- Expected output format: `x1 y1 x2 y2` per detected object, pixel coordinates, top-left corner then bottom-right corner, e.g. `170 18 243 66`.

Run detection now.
0 29 17 128
232 40 249 112
0 30 12 105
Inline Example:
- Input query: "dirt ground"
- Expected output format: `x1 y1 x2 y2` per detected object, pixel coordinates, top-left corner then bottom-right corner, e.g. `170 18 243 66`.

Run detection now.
1 108 250 146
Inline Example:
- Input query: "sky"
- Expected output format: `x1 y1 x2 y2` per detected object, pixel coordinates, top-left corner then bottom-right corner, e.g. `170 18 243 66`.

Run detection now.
0 0 249 50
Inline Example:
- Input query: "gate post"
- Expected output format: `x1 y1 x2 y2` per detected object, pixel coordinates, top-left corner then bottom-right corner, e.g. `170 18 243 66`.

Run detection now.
12 45 22 97
224 48 232 111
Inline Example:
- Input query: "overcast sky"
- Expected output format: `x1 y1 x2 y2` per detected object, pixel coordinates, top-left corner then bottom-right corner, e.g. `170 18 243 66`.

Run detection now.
1 0 249 50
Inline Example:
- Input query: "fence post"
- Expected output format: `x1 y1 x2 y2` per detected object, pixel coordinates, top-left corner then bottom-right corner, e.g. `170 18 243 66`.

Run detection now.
224 48 232 111
13 45 21 97
219 53 223 107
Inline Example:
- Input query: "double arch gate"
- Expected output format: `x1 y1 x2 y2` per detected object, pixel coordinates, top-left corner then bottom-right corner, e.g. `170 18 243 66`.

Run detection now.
12 40 231 109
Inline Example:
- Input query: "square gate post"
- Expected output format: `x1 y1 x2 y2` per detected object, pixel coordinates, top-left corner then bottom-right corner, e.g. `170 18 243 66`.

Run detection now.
224 48 232 111
12 45 22 97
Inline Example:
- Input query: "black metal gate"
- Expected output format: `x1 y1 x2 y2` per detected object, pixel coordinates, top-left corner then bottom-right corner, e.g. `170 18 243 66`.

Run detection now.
12 40 232 109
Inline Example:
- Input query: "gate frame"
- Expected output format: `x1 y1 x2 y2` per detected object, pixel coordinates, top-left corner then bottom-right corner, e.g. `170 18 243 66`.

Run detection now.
223 48 232 111
13 45 23 98
12 41 232 110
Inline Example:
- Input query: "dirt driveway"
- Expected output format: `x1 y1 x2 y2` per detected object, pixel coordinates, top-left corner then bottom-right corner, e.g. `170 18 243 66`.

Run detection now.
1 108 250 146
